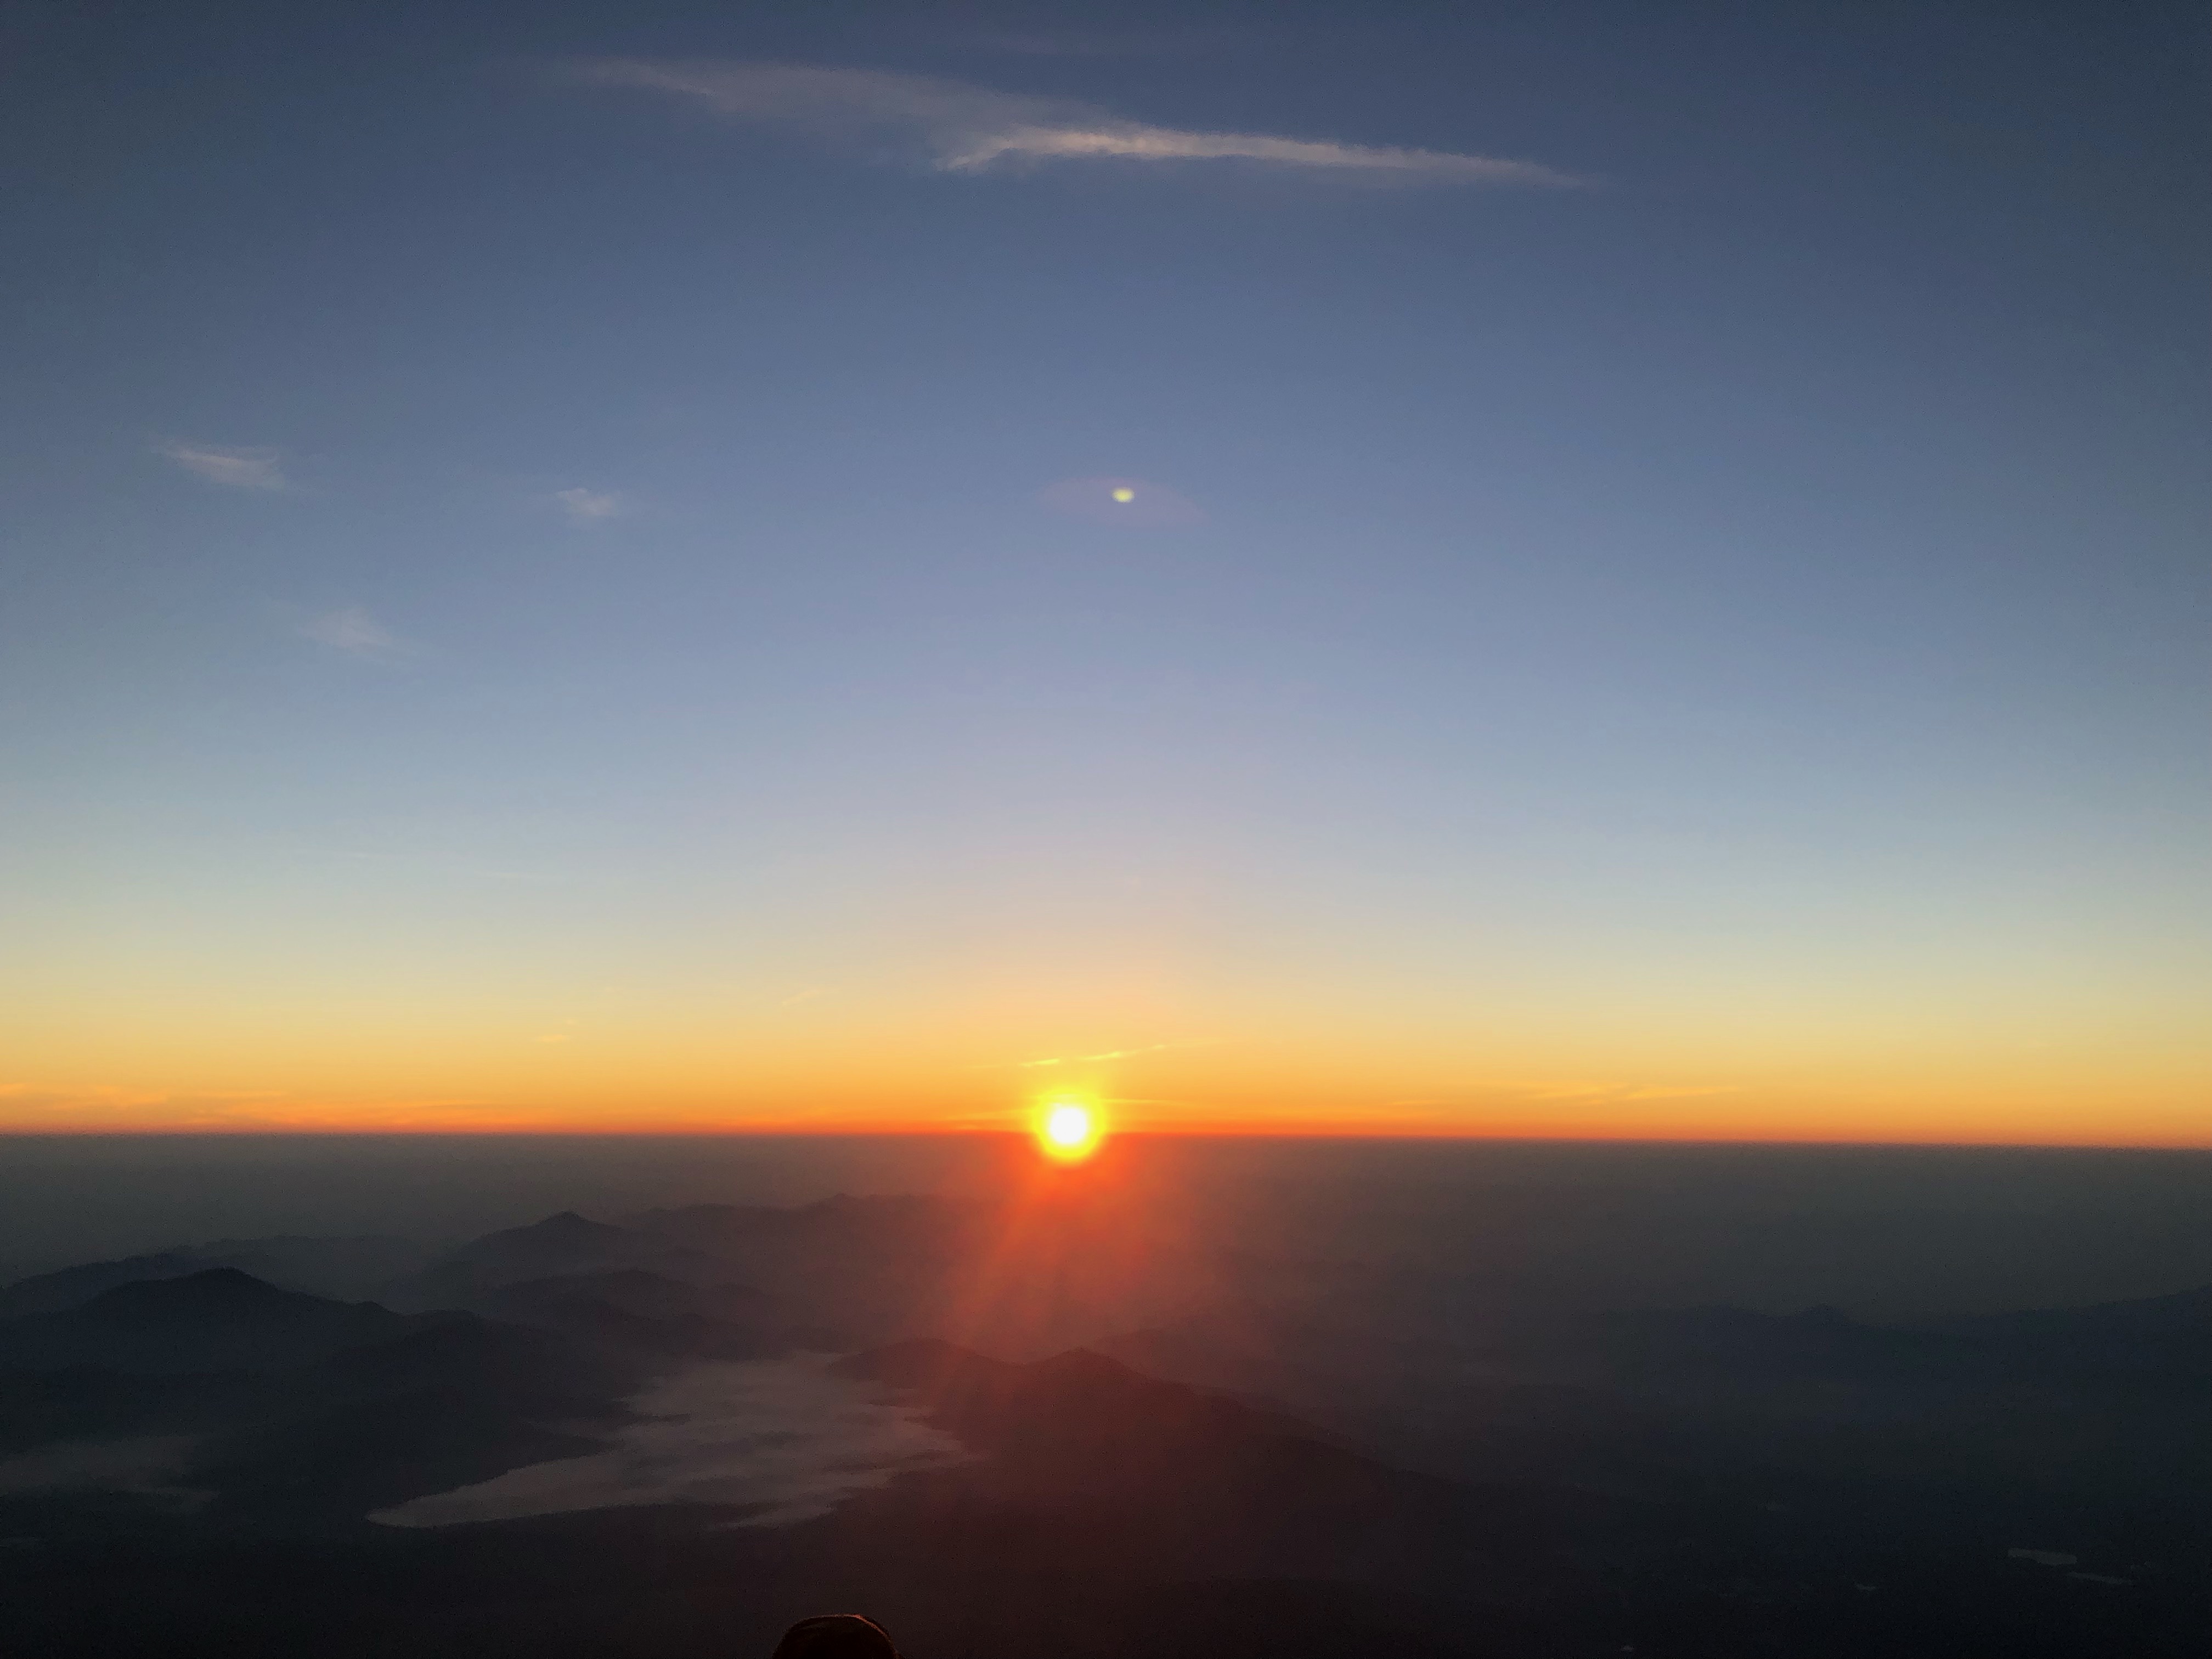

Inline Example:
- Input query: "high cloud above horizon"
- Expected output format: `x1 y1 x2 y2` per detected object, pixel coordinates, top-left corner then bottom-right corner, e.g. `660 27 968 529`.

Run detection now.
301 606 411 659
575 60 1584 187
155 440 285 490
553 486 622 523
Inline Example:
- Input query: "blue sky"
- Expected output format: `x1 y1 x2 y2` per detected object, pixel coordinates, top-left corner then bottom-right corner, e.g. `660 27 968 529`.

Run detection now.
2 2 2205 1137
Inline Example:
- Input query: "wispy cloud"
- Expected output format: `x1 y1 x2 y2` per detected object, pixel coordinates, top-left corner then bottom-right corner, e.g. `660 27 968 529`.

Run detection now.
575 61 1584 187
1389 1080 1742 1108
552 486 621 523
155 439 286 490
1003 1040 1198 1070
0 1085 501 1132
1530 1081 1742 1103
301 605 412 659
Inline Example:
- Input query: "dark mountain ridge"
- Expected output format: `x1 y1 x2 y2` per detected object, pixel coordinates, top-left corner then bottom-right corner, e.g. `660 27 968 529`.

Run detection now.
832 1338 1508 1583
382 1211 728 1312
1930 1285 2212 1381
0 1270 649 1530
0 1269 451 1375
0 1207 2205 1657
0 1235 428 1318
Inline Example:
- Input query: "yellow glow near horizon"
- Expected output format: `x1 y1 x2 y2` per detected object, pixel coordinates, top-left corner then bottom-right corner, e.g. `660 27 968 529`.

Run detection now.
1110 487 1135 503
3 955 2208 1144
1037 1099 1103 1161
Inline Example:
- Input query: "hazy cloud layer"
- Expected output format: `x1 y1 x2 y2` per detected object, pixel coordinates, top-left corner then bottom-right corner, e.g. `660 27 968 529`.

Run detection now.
0 1087 546 1133
553 487 621 523
371 1357 974 1529
0 1435 207 1510
577 61 1583 187
300 606 411 658
155 440 285 490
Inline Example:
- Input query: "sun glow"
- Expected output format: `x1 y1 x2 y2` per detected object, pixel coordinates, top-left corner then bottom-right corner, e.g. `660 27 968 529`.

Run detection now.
1036 1099 1103 1162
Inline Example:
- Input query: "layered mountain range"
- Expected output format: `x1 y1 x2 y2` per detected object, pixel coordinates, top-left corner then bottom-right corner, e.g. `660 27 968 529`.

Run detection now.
1 1194 2205 1657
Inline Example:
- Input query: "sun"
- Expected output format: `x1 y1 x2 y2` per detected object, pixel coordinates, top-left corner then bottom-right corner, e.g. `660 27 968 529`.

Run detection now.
1036 1099 1104 1163
1110 487 1135 504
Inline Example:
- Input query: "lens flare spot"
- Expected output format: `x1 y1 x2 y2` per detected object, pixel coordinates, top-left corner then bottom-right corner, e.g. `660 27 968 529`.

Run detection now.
1110 487 1135 503
1037 1101 1102 1162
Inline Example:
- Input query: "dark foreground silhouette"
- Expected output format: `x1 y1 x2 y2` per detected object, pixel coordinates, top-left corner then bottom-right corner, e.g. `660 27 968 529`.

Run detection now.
772 1615 899 1659
2 1194 2206 1658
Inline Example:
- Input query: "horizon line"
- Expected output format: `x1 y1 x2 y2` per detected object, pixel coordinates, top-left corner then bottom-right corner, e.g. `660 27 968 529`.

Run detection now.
1 1127 2205 1152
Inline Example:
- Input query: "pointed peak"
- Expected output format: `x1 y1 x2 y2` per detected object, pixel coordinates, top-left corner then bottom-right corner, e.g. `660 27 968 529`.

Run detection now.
504 1210 622 1239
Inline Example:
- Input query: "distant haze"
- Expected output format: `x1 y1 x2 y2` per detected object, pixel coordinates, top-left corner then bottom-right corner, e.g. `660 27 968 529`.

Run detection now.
2 1135 2208 1321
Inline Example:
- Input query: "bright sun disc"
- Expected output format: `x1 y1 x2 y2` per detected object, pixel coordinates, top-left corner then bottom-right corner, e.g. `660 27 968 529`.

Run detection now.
1037 1102 1101 1161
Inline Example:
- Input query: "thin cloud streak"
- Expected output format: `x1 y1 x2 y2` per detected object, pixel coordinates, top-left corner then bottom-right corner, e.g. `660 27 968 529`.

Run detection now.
575 61 1584 187
553 486 620 523
1387 1081 1744 1108
155 439 286 490
301 606 413 659
1003 1041 1201 1070
0 1086 500 1132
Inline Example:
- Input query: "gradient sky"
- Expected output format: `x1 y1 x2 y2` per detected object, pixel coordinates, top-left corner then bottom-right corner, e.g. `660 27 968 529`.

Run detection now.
2 1 2206 1142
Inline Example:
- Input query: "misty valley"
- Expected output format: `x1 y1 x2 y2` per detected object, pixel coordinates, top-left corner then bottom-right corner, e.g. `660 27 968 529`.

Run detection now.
1 1149 2204 1659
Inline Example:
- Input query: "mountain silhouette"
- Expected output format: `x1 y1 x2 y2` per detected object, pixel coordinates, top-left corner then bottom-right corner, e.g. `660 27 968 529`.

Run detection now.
0 1269 444 1374
385 1212 727 1312
627 1193 1226 1355
0 1235 428 1318
2 1207 2204 1658
477 1269 805 1359
1934 1285 2212 1382
193 1317 640 1519
830 1339 1537 1585
0 1269 647 1522
0 1250 212 1318
484 1268 781 1325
